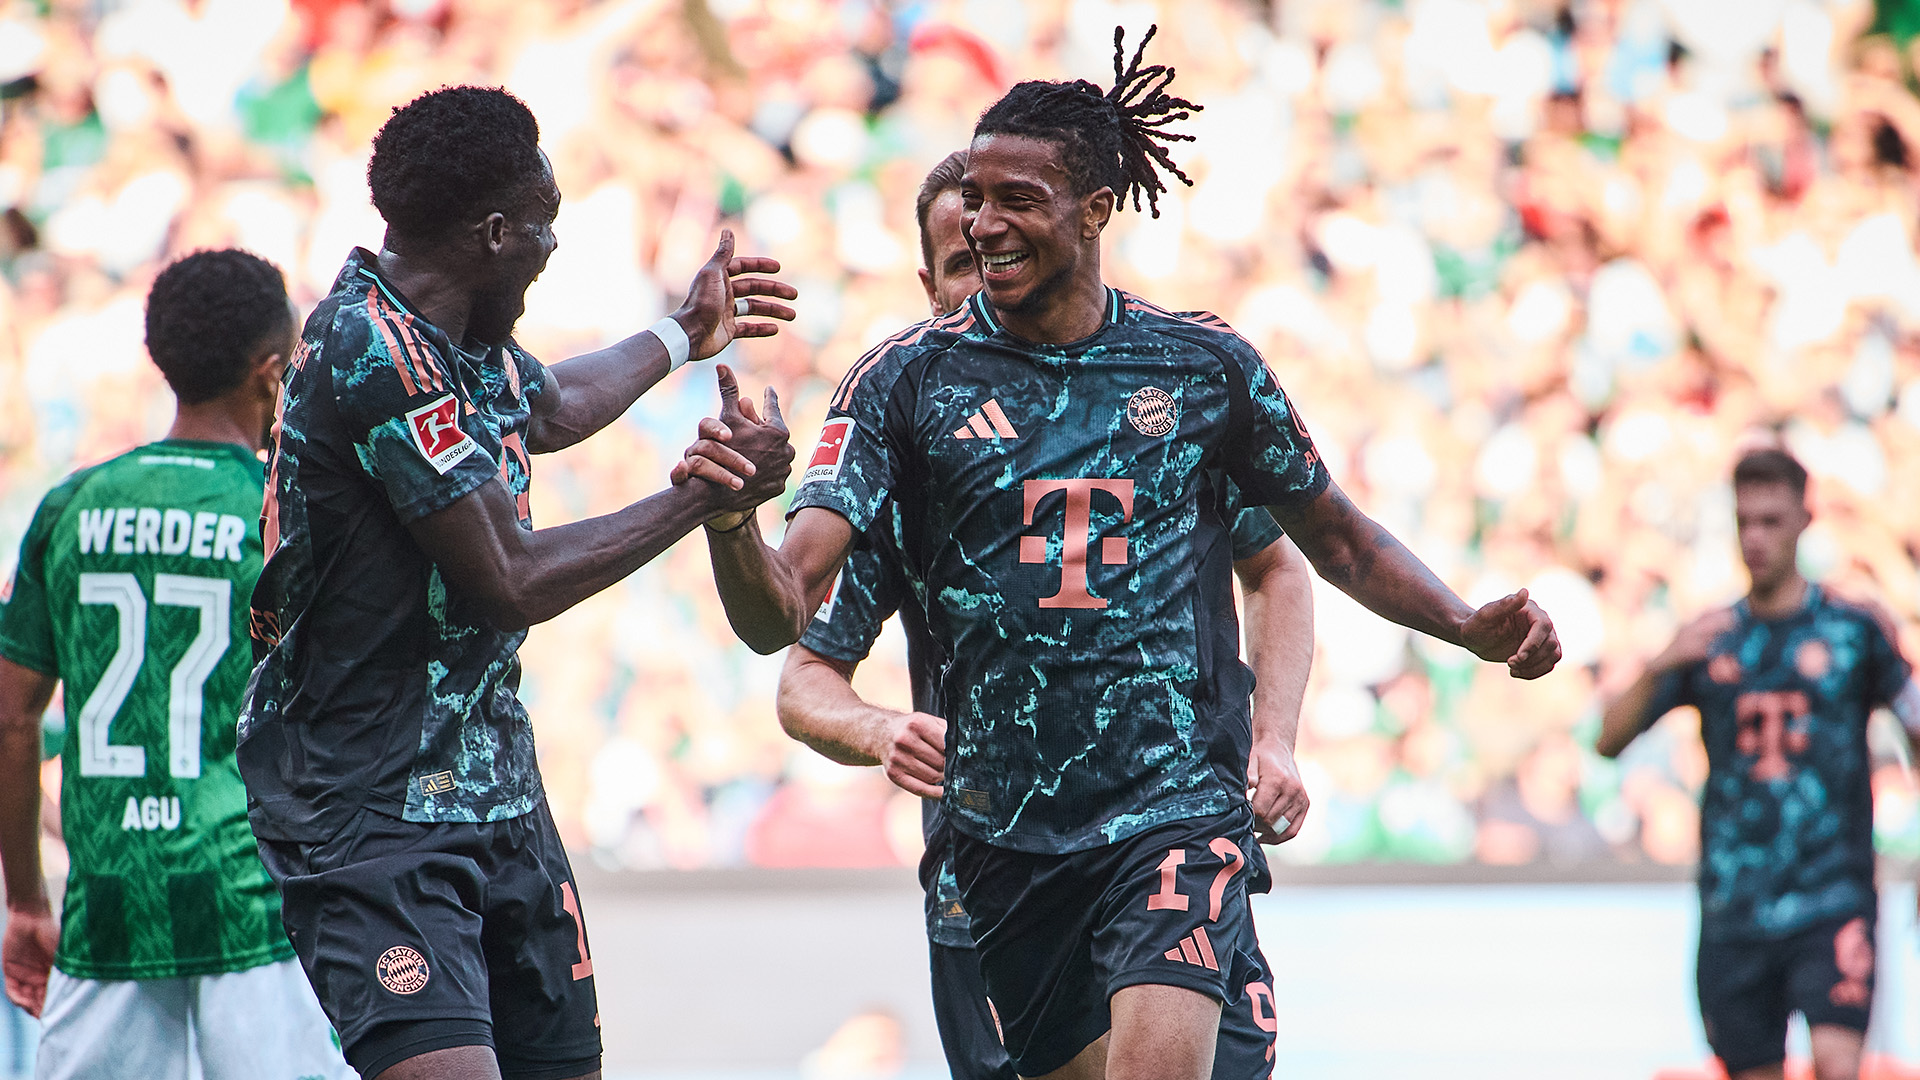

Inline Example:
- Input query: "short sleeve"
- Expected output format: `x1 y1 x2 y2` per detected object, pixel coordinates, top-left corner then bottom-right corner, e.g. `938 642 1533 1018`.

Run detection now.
1641 666 1696 731
333 318 499 524
799 534 908 665
1860 608 1913 708
787 351 904 533
1223 478 1283 562
0 487 68 676
1219 343 1331 512
511 343 551 403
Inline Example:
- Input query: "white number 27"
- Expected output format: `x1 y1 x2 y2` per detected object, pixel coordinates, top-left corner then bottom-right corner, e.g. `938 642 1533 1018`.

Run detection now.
75 572 230 779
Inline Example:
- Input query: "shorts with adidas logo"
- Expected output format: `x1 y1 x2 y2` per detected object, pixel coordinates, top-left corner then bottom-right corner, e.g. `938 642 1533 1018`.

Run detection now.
950 805 1275 1078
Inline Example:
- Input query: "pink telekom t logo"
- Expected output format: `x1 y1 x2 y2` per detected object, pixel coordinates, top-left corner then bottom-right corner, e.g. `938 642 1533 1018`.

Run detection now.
1018 478 1135 609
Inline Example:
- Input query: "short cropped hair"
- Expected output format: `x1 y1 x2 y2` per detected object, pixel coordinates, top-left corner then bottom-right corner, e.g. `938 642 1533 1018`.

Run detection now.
145 249 291 405
1732 448 1809 500
915 151 969 272
368 86 545 242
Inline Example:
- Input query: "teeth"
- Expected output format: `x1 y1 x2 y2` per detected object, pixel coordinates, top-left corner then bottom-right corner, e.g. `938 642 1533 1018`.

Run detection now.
983 252 1027 271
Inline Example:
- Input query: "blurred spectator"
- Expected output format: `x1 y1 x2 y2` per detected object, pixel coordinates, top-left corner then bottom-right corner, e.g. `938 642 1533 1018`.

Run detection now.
2 0 1918 870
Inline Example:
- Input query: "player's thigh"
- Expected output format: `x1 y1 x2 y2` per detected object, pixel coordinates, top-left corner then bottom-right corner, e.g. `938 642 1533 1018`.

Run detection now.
1787 916 1874 1063
479 804 602 1080
35 970 190 1080
1696 934 1791 1075
190 957 353 1080
1107 983 1221 1080
927 942 1016 1080
259 815 496 1078
1806 1024 1865 1080
949 834 1108 1080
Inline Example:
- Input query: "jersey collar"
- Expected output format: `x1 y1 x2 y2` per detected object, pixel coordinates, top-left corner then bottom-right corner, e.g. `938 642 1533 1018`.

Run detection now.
967 286 1122 345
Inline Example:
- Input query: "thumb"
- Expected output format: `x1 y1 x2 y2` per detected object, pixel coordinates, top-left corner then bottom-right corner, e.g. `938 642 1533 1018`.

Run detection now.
764 387 786 432
711 228 736 268
1480 588 1528 620
715 364 741 416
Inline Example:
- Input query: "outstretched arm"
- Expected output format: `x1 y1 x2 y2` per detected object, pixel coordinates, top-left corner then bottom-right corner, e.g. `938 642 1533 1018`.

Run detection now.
1237 535 1314 844
1272 480 1561 679
705 508 856 654
1596 609 1731 758
777 648 947 798
411 363 795 631
0 658 57 1016
525 231 798 453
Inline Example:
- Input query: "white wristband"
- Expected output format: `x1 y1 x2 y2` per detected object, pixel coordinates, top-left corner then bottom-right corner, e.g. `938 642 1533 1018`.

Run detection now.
649 316 692 372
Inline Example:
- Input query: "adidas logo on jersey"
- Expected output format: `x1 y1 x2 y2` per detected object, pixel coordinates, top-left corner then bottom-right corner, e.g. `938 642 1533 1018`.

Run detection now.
952 399 1020 440
1165 927 1220 971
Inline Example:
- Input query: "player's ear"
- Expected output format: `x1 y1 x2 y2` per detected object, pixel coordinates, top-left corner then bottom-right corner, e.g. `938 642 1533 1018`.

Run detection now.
1083 186 1115 239
918 267 938 314
479 211 508 255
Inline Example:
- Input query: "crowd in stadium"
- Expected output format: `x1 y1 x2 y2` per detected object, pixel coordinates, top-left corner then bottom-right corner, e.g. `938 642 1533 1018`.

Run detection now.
1 0 1918 872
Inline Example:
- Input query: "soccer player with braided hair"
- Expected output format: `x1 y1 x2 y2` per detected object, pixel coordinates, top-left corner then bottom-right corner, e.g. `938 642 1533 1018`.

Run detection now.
686 27 1561 1080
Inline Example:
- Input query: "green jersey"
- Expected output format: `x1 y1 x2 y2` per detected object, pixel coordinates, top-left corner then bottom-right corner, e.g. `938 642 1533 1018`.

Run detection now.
0 440 293 980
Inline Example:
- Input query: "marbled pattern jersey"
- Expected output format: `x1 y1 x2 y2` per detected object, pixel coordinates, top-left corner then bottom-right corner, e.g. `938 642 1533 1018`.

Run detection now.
240 249 549 841
790 288 1327 854
1646 585 1911 941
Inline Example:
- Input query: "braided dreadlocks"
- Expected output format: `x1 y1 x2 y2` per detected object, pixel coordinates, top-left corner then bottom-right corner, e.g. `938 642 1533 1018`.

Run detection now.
972 24 1200 218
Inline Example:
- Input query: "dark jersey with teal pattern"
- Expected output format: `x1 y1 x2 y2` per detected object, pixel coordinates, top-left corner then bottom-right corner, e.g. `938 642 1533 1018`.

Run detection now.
0 441 292 979
789 289 1328 854
1644 585 1911 941
240 249 551 842
802 494 1284 945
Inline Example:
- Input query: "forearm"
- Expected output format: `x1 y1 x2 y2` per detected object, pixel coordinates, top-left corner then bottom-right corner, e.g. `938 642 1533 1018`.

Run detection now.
0 708 47 913
1597 668 1664 758
706 517 826 654
526 330 673 453
491 482 716 627
1281 489 1473 645
776 649 902 766
1241 548 1312 752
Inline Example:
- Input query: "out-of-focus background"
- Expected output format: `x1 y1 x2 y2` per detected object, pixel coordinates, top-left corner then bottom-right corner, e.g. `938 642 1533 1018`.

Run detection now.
2 0 1920 1075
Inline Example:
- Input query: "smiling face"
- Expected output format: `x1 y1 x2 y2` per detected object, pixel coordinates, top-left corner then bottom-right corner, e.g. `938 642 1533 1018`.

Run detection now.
960 133 1111 321
917 188 980 316
1734 481 1810 594
466 154 561 347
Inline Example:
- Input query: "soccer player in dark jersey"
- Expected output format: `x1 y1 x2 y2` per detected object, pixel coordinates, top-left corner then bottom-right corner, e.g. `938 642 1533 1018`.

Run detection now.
679 28 1559 1080
238 87 796 1080
0 250 350 1078
771 151 1311 1080
1599 449 1920 1080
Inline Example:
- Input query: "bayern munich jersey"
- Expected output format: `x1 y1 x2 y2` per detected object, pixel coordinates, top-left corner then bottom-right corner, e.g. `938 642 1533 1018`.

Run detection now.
790 288 1329 854
240 249 549 842
1644 585 1912 941
802 497 1286 945
0 441 292 980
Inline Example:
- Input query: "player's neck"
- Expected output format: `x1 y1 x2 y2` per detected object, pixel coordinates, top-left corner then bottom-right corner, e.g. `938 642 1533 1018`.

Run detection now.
1746 572 1809 620
168 397 266 454
375 245 474 347
995 267 1108 345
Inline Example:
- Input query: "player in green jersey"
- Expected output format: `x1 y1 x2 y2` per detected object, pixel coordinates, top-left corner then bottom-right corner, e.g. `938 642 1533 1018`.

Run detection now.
0 250 350 1080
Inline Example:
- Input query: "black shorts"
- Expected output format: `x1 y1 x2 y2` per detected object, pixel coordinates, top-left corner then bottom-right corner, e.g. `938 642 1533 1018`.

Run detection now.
1697 914 1876 1074
930 943 1018 1080
951 807 1272 1078
257 800 602 1080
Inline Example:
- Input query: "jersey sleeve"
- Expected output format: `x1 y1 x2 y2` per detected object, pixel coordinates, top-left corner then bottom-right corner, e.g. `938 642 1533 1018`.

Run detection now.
1218 339 1331 513
799 538 907 665
1641 666 1697 731
331 310 500 524
1859 607 1914 708
787 348 906 533
508 341 552 404
0 475 87 676
1222 479 1284 562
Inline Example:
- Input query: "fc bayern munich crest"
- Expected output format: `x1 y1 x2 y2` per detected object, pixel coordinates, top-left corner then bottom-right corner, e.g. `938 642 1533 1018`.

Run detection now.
377 945 430 995
1127 386 1177 436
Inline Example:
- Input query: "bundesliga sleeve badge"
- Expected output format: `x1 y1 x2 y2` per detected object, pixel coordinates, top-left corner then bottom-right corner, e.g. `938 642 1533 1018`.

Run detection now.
405 394 480 475
803 417 855 485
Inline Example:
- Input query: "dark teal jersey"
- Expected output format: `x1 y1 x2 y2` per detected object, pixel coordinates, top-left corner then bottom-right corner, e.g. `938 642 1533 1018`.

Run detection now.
240 249 551 842
789 289 1327 854
1645 585 1911 941
802 495 1283 945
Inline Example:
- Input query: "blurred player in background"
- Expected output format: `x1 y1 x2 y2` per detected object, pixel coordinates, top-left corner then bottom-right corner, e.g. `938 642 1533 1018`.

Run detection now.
237 86 794 1080
0 250 351 1079
682 27 1559 1080
1600 448 1920 1080
766 151 1312 1079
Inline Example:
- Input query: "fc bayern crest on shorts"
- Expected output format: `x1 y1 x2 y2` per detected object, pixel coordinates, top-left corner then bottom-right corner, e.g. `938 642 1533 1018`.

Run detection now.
1127 387 1177 436
376 945 430 994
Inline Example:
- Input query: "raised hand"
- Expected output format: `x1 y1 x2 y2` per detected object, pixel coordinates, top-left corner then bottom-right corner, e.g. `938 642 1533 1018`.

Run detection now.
673 229 799 361
3 904 58 1016
1247 740 1308 844
882 712 947 799
675 364 793 520
1460 587 1561 680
